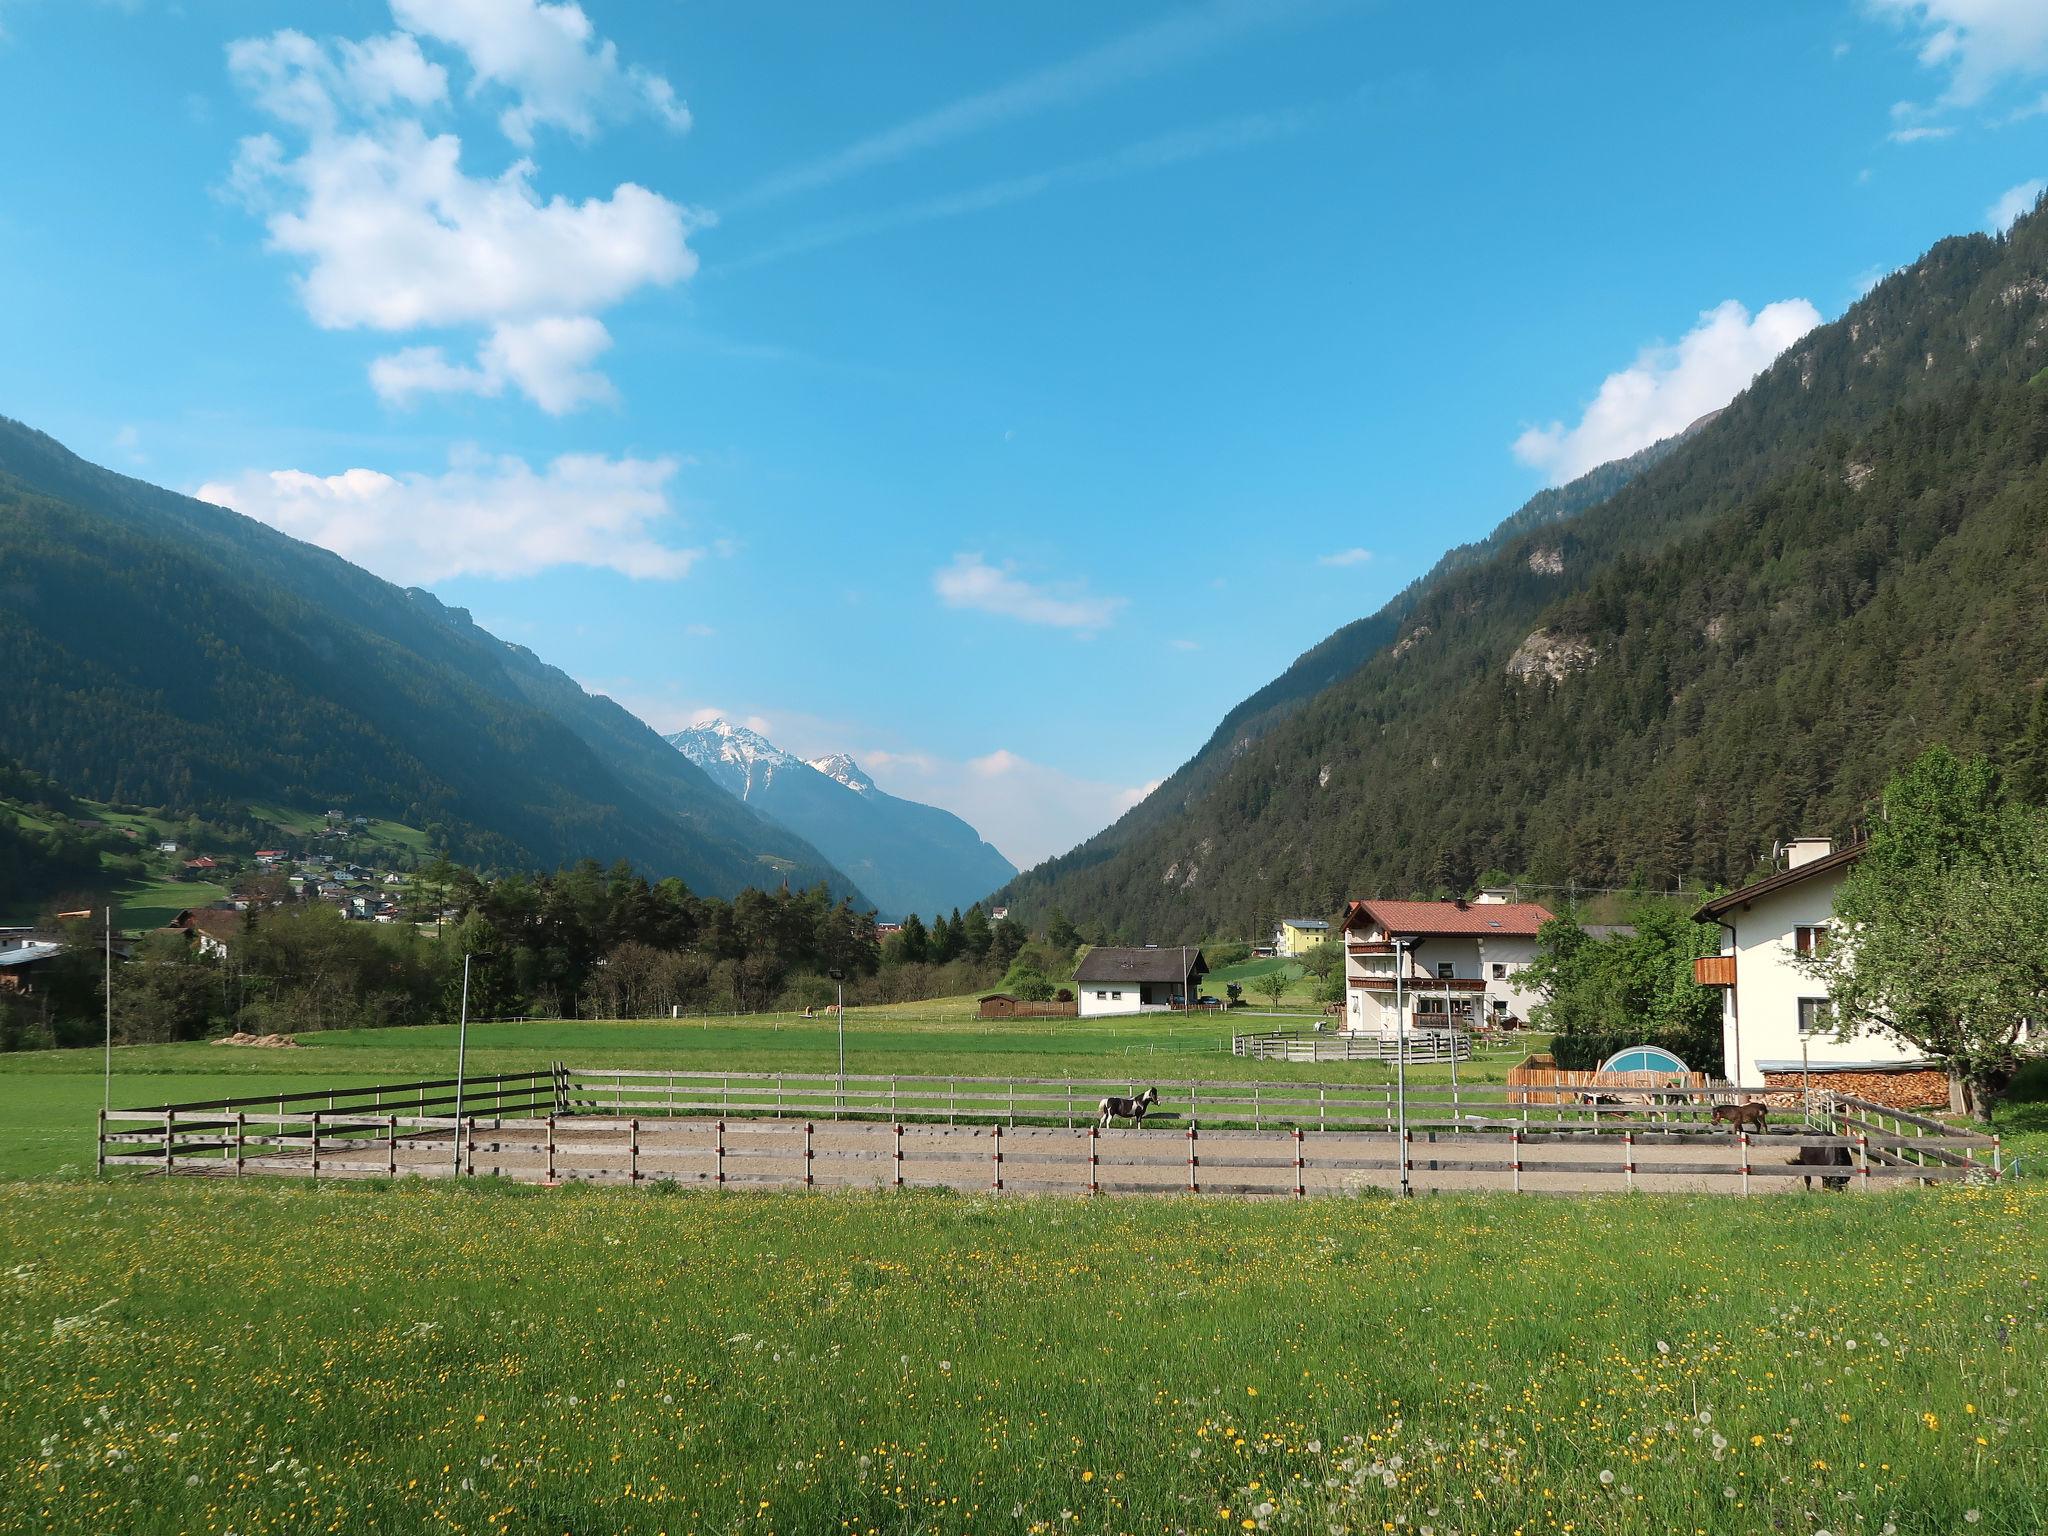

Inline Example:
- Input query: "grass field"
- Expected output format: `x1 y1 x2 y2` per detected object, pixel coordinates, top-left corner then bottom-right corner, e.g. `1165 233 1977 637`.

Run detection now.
6 1014 2045 1534
2 1180 2041 1534
0 1011 1530 1179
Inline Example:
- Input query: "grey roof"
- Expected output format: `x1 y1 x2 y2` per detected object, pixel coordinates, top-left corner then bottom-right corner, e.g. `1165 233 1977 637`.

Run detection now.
1280 917 1329 929
1756 1058 1935 1074
1073 946 1209 984
0 941 62 968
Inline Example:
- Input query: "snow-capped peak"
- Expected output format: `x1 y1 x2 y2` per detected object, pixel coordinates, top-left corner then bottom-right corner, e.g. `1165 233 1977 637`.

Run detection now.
666 717 804 800
807 752 876 796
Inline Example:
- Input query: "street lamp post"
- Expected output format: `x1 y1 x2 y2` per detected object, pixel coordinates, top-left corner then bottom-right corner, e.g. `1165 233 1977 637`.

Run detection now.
451 953 471 1178
1393 936 1411 1198
828 968 846 1110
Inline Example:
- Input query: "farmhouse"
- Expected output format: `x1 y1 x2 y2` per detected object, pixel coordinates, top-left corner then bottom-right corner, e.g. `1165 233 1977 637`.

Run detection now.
1272 917 1329 957
1692 838 1940 1102
1338 894 1553 1034
168 908 241 959
0 937 64 994
1073 946 1207 1017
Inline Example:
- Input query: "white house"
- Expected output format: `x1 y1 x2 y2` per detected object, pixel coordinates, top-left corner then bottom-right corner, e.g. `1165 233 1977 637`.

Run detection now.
1073 946 1207 1017
1337 894 1552 1035
1693 838 1936 1095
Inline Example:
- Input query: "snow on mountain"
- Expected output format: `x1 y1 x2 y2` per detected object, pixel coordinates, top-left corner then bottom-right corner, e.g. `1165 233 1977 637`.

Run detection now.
666 718 806 801
807 752 876 796
663 717 1016 918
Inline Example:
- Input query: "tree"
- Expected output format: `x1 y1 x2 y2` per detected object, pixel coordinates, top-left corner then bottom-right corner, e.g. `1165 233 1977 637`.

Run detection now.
894 913 929 965
1802 746 2048 1116
927 912 954 964
1524 905 1721 1067
1301 939 1343 984
986 915 1024 973
1254 968 1290 1009
1046 908 1081 955
959 904 992 961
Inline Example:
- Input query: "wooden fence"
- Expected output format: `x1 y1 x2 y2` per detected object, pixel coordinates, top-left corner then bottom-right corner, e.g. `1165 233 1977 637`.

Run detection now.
1232 1029 1471 1063
1505 1062 1711 1106
96 1066 2003 1195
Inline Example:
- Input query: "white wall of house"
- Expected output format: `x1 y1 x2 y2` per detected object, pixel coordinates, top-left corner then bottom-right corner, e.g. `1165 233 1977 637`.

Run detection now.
1341 925 1543 1033
1078 985 1142 1018
1717 872 1921 1083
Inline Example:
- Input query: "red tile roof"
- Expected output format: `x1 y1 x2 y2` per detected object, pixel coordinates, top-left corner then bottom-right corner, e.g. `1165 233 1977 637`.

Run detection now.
1342 898 1554 938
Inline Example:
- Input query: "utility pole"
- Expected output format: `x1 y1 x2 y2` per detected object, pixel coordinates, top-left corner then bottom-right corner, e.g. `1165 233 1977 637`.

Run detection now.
451 953 471 1178
1393 936 1411 1198
102 907 113 1116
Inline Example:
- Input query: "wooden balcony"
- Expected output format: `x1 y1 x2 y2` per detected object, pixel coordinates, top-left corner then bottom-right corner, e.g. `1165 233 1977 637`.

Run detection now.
1693 954 1736 988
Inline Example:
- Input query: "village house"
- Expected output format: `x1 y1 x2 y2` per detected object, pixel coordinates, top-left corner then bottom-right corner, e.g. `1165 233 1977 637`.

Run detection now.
168 908 240 959
1338 893 1553 1034
1073 946 1208 1017
0 936 64 994
253 849 288 867
1692 838 1941 1102
1272 916 1330 958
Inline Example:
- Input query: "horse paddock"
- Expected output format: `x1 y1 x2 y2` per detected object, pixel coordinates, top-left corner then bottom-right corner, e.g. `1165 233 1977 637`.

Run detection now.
97 1064 2003 1197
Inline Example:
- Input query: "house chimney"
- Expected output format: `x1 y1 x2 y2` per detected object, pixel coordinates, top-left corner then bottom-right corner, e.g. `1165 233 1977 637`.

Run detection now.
1781 837 1834 870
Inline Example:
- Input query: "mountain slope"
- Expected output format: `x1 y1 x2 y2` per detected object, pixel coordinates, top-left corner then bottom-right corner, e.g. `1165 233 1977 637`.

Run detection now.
1001 202 2048 938
0 419 863 902
668 719 1016 918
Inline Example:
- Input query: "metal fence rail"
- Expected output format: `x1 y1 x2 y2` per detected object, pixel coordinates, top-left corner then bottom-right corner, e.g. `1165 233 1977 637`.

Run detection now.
1232 1029 1473 1063
95 1066 2003 1195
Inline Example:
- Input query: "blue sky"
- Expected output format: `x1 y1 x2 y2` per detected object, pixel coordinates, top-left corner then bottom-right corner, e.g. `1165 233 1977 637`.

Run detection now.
2 0 2046 866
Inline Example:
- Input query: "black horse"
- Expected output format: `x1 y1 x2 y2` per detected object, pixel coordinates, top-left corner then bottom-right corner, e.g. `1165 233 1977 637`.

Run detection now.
1096 1086 1159 1129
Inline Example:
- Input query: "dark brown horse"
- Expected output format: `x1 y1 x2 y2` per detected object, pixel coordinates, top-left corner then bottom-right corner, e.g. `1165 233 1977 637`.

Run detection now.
1710 1101 1767 1135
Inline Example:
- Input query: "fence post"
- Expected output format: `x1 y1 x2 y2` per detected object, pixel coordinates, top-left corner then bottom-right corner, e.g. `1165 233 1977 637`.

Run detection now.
234 1111 246 1178
310 1111 321 1181
629 1118 640 1185
96 1108 106 1177
1510 1128 1521 1194
1087 1124 1099 1196
1623 1129 1634 1193
546 1114 557 1183
1402 1128 1413 1193
1186 1119 1199 1194
1319 1086 1327 1133
804 1122 815 1188
715 1119 725 1187
465 1116 477 1179
992 1122 1004 1192
894 1123 904 1189
387 1114 398 1178
1992 1134 2003 1179
163 1108 176 1177
949 1080 956 1127
1739 1130 1750 1197
1066 1080 1074 1130
1293 1127 1305 1197
1857 1131 1869 1191
1008 1080 1016 1127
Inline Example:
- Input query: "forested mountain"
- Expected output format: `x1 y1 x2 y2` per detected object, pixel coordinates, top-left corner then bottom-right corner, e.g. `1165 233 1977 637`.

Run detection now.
667 719 1016 919
1000 198 2048 939
0 420 863 902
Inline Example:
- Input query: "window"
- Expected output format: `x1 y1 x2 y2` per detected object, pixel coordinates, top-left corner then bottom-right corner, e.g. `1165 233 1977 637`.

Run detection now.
1492 999 1507 1017
1436 962 1455 980
1793 925 1830 957
1095 991 1107 1000
1111 990 1123 1000
1490 962 1507 981
1797 997 1833 1036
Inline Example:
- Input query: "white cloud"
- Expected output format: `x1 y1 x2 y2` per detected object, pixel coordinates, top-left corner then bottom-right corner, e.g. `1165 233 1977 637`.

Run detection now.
1987 177 2046 232
112 424 146 465
862 746 1157 867
391 0 690 147
371 315 618 414
1169 638 1200 651
226 11 697 411
1887 123 1956 142
1867 0 2048 109
1317 547 1373 567
196 447 698 583
933 553 1126 634
1512 298 1821 486
738 0 1318 207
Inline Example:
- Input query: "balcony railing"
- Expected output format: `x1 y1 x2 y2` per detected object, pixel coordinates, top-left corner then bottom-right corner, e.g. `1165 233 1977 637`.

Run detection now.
1693 954 1736 987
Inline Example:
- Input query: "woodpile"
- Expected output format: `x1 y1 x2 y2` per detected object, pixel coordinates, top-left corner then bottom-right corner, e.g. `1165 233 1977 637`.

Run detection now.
212 1031 301 1049
1762 1069 1947 1110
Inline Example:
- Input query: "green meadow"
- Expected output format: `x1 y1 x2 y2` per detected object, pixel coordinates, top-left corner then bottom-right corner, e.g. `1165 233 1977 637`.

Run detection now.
2 1013 2044 1534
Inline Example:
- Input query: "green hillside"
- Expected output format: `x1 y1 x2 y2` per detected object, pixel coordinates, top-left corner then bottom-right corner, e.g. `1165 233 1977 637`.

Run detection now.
0 423 865 905
1001 198 2048 937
